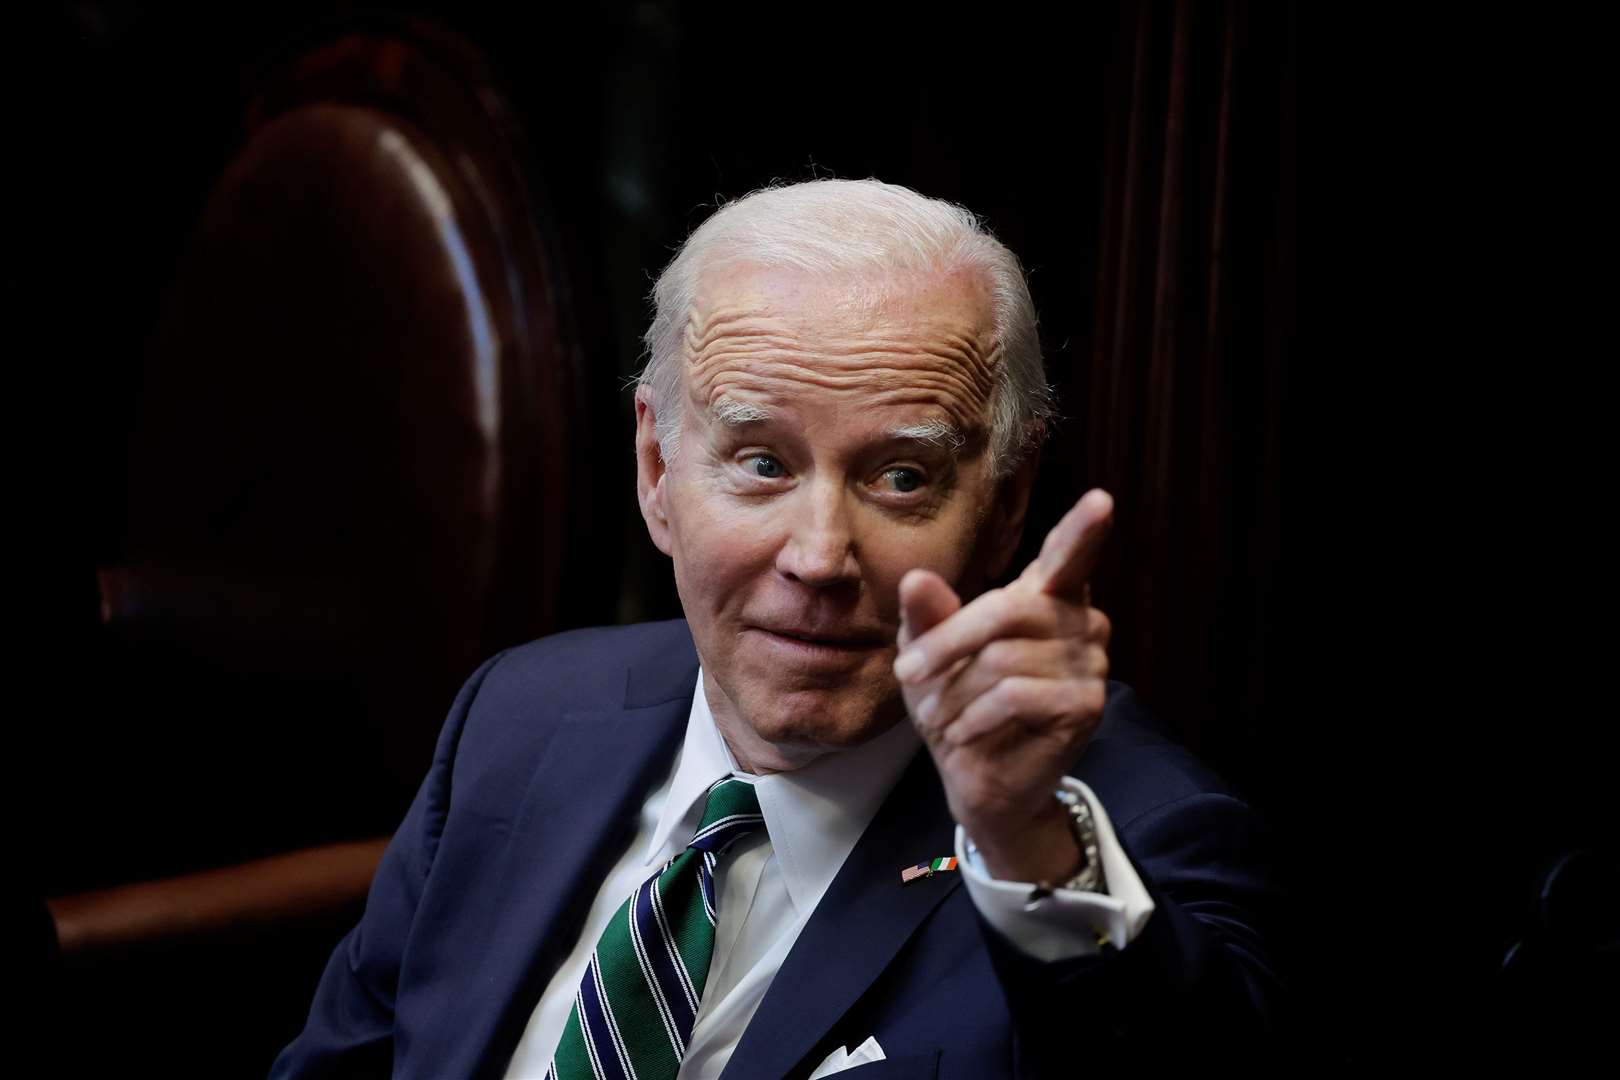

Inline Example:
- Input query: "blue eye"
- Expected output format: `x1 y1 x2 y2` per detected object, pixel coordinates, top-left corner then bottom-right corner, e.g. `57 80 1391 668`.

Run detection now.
885 468 923 493
751 455 784 479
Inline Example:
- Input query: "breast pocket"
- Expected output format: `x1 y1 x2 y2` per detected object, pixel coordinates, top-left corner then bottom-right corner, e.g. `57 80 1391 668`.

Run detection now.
825 1050 941 1079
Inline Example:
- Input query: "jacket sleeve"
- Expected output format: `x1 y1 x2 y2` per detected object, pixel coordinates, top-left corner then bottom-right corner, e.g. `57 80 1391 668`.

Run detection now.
956 778 1156 959
270 649 510 1079
978 788 1290 1072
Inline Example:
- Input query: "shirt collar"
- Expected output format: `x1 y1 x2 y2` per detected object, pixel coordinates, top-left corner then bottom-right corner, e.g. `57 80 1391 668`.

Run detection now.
643 667 740 869
644 665 922 916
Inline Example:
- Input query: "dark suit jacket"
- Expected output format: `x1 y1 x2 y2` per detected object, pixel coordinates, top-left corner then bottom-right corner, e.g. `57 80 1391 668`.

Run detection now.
274 619 1285 1079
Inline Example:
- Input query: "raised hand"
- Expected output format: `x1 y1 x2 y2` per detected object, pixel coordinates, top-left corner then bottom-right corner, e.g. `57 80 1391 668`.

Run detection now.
894 489 1115 884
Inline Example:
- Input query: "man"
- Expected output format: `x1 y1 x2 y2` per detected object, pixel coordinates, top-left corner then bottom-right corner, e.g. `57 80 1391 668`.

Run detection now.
275 179 1283 1078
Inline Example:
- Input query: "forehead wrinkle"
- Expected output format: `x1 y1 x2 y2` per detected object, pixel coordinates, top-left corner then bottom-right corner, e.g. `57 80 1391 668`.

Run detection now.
684 304 779 357
690 344 996 393
681 275 1003 432
685 291 998 363
693 369 993 437
714 330 993 366
686 329 1002 401
685 318 996 369
693 360 992 411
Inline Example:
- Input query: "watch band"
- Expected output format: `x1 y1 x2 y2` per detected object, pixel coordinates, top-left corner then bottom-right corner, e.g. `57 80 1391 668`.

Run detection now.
1027 787 1107 904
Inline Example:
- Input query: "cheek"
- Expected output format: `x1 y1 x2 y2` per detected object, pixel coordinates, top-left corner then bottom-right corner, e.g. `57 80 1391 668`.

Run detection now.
665 486 776 612
857 506 985 591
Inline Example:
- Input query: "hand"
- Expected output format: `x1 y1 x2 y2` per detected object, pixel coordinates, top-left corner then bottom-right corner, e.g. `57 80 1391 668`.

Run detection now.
893 489 1114 884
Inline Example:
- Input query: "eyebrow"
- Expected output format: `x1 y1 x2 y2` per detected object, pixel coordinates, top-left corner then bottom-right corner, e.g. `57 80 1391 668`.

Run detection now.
709 396 773 426
708 396 966 453
887 419 966 451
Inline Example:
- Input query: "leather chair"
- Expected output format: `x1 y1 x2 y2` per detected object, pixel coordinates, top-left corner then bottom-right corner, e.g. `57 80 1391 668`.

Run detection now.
38 21 600 1072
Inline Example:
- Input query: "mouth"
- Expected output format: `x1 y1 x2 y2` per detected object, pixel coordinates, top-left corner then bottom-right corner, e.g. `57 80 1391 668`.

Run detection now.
748 625 890 656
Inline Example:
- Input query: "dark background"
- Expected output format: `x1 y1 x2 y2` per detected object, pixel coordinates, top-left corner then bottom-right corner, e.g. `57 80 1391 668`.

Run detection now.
19 1 1614 1072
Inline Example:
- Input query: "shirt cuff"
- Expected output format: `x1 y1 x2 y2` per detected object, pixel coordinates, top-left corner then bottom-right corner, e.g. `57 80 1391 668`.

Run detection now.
955 777 1156 962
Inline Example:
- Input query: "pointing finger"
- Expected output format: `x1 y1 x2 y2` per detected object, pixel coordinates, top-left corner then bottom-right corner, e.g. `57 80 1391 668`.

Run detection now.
1023 489 1114 602
895 587 1072 685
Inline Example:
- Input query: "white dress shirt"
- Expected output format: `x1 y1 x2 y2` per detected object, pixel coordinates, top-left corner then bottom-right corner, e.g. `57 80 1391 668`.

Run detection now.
503 669 1154 1078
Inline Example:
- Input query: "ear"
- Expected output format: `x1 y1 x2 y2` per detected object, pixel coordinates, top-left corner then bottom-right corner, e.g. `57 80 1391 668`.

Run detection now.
983 442 1042 582
635 386 674 556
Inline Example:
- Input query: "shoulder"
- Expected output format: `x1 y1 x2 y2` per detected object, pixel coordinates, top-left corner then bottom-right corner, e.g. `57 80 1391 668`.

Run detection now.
1078 685 1278 914
1075 681 1244 831
436 618 695 782
469 618 696 713
403 620 695 850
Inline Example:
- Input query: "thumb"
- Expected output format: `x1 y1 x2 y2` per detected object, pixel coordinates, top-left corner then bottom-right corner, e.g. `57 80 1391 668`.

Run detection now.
897 568 961 650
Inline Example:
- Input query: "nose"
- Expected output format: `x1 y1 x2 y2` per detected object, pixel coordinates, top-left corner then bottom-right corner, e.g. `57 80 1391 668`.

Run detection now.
775 478 860 588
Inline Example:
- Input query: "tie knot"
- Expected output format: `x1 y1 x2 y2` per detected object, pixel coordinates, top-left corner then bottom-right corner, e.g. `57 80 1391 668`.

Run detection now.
688 776 765 854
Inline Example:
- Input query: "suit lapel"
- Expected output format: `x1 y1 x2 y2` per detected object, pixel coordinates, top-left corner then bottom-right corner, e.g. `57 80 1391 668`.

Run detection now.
458 639 698 1079
721 748 961 1080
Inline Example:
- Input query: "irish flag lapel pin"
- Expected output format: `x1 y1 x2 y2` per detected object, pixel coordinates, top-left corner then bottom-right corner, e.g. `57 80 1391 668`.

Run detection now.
900 856 958 884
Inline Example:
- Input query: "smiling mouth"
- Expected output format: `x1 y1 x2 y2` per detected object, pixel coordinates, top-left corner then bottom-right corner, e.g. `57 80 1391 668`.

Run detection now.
751 627 888 652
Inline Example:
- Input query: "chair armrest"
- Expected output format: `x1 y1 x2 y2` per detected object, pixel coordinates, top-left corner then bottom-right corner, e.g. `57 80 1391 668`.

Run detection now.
46 837 389 957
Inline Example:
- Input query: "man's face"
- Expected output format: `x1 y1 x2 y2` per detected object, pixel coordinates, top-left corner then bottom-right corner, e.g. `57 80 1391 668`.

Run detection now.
636 262 1032 772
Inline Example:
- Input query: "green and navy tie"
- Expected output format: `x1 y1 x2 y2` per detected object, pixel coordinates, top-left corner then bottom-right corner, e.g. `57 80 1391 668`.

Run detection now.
549 776 766 1080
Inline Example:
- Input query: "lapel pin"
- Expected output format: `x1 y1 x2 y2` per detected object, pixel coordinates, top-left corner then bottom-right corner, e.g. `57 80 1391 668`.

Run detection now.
900 856 958 884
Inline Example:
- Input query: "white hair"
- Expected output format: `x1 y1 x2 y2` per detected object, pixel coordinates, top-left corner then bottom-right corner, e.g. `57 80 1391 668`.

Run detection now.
638 178 1054 478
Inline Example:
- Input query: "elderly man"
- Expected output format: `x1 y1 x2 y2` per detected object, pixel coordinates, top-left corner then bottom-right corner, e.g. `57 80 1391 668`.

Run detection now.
275 180 1282 1078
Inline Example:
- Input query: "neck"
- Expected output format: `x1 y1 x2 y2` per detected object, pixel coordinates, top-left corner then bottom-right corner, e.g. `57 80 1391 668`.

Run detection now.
702 669 832 775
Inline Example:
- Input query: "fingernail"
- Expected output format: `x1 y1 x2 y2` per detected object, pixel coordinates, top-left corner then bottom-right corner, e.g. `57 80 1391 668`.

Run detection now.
893 650 925 683
914 693 936 724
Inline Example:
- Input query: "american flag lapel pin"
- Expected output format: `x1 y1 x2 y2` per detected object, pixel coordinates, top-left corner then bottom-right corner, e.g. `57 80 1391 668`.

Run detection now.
900 856 958 884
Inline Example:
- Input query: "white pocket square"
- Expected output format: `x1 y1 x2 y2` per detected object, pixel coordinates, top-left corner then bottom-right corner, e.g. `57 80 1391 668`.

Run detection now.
808 1035 887 1077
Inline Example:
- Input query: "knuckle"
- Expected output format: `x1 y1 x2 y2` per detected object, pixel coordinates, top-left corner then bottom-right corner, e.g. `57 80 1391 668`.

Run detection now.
997 588 1051 634
1053 680 1086 715
985 587 1020 624
979 638 1022 672
1054 602 1088 638
1035 596 1069 635
911 692 941 734
1080 679 1107 716
987 676 1032 713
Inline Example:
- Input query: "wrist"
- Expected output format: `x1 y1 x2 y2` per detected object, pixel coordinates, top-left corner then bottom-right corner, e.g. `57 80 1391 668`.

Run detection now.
967 798 1085 884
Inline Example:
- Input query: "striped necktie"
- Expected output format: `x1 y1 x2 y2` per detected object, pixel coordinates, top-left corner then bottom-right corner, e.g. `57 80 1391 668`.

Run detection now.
549 776 765 1080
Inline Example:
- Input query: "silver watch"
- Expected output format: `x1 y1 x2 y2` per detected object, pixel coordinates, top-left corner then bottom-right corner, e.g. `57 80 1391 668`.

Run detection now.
1027 787 1107 904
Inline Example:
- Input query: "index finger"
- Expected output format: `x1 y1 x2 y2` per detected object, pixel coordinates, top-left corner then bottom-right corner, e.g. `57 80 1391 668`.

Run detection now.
1024 488 1114 602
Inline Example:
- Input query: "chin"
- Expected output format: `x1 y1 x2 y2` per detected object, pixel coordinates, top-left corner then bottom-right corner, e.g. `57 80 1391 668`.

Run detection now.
744 682 904 752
